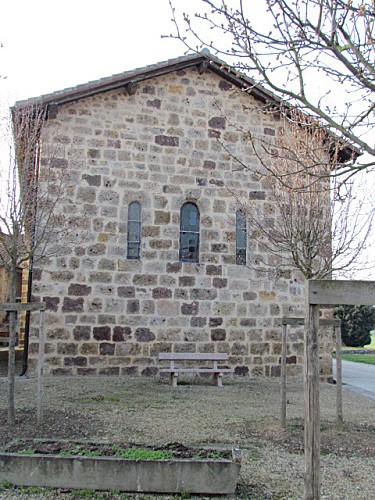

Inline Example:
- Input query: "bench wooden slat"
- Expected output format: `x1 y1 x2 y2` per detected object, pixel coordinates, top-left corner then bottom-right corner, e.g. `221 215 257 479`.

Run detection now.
160 368 234 373
159 353 228 361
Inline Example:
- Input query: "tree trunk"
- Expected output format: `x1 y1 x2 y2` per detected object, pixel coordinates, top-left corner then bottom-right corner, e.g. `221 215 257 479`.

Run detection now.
7 263 18 425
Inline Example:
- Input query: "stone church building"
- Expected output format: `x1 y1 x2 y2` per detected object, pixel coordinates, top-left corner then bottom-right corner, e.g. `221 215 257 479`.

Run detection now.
15 53 334 377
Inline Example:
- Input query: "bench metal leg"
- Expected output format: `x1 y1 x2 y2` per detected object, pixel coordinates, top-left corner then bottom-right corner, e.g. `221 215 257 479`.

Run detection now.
170 373 178 388
215 373 223 388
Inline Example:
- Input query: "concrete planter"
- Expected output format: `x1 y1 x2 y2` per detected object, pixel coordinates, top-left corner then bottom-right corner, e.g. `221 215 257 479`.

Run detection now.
0 444 241 495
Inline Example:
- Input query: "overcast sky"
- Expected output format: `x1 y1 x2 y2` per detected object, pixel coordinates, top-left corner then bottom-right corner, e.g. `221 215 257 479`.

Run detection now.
0 0 200 103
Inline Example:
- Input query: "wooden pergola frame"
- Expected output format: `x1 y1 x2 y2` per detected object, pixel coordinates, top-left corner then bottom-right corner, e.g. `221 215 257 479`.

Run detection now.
280 317 342 429
0 302 46 425
304 280 375 499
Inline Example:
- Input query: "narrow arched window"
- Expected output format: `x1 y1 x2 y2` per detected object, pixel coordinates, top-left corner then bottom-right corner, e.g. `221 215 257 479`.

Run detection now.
180 202 200 263
236 210 247 265
127 201 141 259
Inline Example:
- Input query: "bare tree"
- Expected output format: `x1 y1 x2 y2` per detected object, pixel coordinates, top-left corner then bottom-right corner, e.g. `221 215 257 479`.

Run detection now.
169 0 375 176
234 112 374 279
0 105 69 425
229 111 374 500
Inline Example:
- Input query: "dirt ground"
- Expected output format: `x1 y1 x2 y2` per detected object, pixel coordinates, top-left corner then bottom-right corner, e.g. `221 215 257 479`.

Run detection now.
0 362 374 499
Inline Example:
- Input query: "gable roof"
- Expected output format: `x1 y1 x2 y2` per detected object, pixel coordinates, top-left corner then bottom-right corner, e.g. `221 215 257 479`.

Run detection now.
13 52 278 110
13 51 357 162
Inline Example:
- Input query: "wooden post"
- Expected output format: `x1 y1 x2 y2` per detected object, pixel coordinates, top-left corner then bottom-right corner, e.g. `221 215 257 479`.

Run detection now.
304 302 321 500
304 280 375 500
335 325 343 427
37 309 46 426
0 302 46 425
281 322 287 428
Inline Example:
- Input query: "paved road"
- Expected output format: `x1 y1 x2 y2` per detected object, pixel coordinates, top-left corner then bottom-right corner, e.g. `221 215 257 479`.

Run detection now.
333 359 375 400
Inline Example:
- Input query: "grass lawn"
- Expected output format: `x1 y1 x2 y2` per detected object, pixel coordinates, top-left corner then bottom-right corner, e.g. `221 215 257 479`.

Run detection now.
338 353 375 365
332 333 375 365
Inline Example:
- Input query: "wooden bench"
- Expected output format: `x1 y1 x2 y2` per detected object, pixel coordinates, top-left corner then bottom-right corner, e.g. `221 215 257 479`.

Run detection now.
0 325 10 346
159 353 233 388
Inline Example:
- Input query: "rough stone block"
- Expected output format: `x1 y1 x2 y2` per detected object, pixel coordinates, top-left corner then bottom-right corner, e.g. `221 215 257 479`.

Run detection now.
93 326 111 341
57 343 78 355
154 211 171 224
190 317 207 327
234 366 249 376
79 343 99 355
118 286 135 298
100 343 115 355
249 191 266 200
64 356 88 366
135 328 156 342
213 278 227 289
181 302 199 316
68 284 92 296
127 300 140 314
206 265 222 276
209 317 223 327
73 326 91 341
166 262 182 273
43 296 60 312
82 174 101 187
133 274 158 286
211 329 226 341
208 116 226 129
62 297 84 313
155 135 179 147
152 287 172 299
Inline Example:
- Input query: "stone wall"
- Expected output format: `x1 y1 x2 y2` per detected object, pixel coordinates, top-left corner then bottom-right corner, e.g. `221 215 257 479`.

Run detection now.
28 66 332 377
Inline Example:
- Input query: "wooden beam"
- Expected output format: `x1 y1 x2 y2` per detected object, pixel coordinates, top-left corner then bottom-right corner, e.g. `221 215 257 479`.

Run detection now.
280 323 287 428
282 317 341 327
37 309 46 426
334 325 343 427
0 302 46 312
282 317 305 326
309 280 375 305
319 319 341 327
304 304 321 499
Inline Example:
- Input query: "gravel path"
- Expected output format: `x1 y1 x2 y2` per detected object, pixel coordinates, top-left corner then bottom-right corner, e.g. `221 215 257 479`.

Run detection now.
0 374 374 499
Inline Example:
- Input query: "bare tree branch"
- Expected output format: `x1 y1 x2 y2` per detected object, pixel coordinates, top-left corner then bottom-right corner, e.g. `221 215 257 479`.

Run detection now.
168 0 375 173
0 105 73 425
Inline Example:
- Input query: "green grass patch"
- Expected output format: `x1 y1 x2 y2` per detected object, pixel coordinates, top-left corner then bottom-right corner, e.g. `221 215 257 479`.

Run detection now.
0 480 13 490
114 448 174 460
342 353 375 365
17 449 36 455
333 353 375 365
107 394 120 402
17 486 47 495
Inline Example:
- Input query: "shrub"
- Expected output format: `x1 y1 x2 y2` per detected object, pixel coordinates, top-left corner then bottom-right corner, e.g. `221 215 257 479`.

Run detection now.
334 305 375 347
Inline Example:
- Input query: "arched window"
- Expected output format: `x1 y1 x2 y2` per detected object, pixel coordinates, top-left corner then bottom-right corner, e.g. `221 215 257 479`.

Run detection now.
180 202 200 263
127 201 141 259
236 210 247 265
